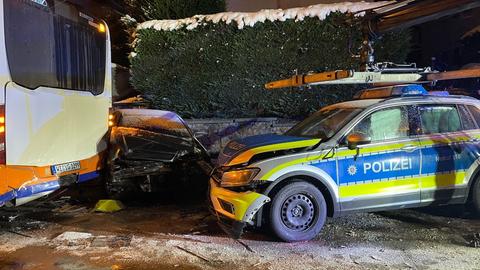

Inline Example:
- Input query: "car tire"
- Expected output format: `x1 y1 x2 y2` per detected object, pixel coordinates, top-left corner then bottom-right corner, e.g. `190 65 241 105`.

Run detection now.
472 179 480 216
269 181 327 242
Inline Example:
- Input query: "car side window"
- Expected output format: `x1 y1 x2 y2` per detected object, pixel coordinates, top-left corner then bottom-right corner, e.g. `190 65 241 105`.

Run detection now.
418 105 461 134
466 105 480 129
348 106 410 142
458 105 478 130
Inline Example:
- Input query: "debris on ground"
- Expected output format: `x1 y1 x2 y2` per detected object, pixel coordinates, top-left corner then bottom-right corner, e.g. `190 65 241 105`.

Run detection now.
468 233 480 248
54 232 94 241
90 235 132 248
174 245 211 263
54 203 88 214
94 200 125 213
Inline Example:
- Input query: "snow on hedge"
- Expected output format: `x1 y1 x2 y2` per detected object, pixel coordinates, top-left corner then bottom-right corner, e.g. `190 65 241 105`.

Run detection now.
137 1 392 31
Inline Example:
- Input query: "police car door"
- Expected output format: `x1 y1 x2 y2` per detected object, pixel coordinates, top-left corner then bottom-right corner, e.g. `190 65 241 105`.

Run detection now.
416 104 479 204
337 105 422 213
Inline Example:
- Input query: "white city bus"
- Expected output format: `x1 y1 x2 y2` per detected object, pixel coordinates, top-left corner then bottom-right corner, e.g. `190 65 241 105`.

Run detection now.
0 0 112 206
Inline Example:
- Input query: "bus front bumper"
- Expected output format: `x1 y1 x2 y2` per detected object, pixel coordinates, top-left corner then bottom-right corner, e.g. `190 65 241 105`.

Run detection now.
209 179 270 238
0 153 104 207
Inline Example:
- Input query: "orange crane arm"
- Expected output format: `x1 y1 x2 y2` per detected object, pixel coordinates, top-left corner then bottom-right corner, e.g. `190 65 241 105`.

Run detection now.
265 70 352 90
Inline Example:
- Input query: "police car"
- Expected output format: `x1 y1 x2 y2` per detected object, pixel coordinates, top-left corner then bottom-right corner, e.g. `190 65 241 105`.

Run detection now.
209 84 480 242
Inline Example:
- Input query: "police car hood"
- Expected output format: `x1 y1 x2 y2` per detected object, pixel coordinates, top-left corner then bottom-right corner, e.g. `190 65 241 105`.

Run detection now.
217 134 321 166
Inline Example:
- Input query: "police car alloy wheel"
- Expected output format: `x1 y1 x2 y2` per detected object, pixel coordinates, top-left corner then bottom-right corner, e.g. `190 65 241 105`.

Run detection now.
269 182 327 242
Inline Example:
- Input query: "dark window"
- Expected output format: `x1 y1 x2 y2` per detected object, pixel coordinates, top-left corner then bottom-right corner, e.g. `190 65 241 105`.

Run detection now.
458 105 478 130
418 105 461 134
4 0 106 94
467 105 480 128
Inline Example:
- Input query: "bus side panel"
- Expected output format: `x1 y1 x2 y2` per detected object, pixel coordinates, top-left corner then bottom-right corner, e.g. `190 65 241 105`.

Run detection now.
0 1 113 206
5 85 110 167
0 0 8 204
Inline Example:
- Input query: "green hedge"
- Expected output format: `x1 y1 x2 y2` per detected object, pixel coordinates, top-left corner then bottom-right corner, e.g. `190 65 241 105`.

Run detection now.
131 13 410 119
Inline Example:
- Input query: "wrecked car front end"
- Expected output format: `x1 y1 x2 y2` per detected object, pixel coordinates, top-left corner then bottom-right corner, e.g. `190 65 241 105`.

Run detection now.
108 109 211 199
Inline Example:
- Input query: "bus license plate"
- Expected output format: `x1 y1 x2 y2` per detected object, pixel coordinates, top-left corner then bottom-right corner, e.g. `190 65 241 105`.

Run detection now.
51 161 81 175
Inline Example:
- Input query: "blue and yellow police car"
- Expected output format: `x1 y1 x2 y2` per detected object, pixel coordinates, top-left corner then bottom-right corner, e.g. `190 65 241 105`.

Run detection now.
210 84 480 242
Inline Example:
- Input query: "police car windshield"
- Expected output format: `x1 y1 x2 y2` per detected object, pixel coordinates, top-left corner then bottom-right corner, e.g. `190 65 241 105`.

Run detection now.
286 108 362 139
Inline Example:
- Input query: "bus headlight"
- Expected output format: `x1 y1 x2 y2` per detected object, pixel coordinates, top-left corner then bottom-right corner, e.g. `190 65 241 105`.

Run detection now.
220 168 260 187
98 23 106 33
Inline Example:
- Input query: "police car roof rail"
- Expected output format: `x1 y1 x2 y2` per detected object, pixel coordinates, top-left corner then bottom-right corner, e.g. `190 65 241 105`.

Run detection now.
386 94 477 103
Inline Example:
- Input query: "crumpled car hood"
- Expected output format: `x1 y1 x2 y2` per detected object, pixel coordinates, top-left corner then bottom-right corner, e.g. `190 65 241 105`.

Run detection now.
217 134 321 166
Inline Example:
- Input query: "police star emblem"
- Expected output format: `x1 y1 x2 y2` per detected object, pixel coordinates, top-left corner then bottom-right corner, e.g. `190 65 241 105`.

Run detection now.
347 165 357 176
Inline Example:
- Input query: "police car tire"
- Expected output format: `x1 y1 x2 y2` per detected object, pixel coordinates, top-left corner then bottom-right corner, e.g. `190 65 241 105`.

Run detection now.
269 181 327 242
472 179 480 215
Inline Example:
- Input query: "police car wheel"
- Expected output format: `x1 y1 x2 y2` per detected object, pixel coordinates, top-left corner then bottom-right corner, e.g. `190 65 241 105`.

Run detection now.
269 182 327 242
472 178 480 215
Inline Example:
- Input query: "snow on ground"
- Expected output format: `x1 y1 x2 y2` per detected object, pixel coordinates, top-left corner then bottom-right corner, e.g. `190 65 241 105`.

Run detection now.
1 201 480 270
137 1 393 31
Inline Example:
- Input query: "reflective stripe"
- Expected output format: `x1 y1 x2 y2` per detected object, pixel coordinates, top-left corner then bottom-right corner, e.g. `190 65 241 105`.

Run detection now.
15 180 60 199
259 133 479 203
78 171 100 183
339 172 466 198
261 156 309 180
0 191 14 206
229 138 320 166
340 177 419 198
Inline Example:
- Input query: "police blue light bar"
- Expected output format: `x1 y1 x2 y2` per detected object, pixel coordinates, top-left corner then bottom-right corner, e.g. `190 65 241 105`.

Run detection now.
396 84 428 96
355 84 428 99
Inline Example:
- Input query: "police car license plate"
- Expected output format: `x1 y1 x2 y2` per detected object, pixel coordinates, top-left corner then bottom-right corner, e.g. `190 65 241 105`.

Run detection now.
51 161 81 175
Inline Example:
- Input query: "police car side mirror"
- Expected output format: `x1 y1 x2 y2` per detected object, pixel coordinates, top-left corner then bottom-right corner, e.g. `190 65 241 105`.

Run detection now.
347 133 371 150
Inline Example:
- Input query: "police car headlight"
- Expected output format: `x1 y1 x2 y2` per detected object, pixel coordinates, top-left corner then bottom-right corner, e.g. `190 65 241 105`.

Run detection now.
220 168 260 187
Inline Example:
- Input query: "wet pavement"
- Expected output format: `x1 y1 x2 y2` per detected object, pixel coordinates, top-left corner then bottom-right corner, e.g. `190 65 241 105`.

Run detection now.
1 186 480 270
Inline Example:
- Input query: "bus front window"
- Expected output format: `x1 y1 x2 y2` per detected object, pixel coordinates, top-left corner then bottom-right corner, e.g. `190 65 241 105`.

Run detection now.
4 0 106 94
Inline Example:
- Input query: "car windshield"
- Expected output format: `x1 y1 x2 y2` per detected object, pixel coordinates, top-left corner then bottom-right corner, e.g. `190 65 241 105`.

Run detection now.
286 108 362 139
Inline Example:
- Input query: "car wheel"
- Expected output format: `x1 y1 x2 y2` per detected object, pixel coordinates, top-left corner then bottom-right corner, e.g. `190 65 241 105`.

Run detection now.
269 181 327 242
472 179 480 216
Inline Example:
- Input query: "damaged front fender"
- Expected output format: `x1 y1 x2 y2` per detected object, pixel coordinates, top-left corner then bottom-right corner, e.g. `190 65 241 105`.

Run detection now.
210 179 270 224
210 179 271 238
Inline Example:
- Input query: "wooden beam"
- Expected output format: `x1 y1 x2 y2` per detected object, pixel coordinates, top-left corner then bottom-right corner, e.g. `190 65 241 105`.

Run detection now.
425 68 480 81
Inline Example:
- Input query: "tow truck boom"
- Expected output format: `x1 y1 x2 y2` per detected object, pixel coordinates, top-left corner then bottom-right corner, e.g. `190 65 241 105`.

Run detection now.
265 0 480 89
265 64 480 89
